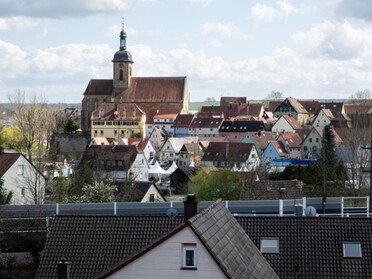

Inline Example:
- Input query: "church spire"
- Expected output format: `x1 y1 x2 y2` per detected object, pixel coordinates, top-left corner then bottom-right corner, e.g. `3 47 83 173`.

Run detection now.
119 17 127 51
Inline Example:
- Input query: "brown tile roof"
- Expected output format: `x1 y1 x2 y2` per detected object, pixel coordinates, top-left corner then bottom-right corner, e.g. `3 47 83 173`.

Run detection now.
243 179 304 200
117 77 186 103
287 97 308 113
344 105 372 115
220 96 247 106
137 138 149 151
83 79 113 95
145 108 181 124
279 133 303 147
84 77 186 104
247 103 263 118
282 115 302 129
267 101 282 112
91 103 144 121
299 100 319 114
245 131 279 151
202 142 255 163
321 108 336 120
173 114 194 128
80 145 138 171
189 117 223 128
0 153 22 176
270 141 288 157
153 113 178 119
313 126 343 145
200 103 250 119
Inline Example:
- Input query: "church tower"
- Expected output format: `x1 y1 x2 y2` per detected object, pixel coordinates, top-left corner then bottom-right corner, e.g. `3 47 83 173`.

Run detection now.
112 20 133 92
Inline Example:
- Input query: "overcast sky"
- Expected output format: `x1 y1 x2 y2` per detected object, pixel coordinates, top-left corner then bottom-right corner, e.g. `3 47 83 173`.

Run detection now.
1 0 372 103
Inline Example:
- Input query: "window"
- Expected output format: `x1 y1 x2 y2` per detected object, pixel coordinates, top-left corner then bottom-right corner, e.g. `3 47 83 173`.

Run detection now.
316 138 319 143
100 130 104 135
260 238 279 253
17 165 24 175
309 138 312 143
343 242 362 258
21 188 25 197
94 130 98 135
119 69 123 81
182 243 197 269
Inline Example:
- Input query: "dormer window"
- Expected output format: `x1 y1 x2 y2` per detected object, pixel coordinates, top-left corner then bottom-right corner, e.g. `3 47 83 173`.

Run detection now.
343 242 362 258
181 243 197 269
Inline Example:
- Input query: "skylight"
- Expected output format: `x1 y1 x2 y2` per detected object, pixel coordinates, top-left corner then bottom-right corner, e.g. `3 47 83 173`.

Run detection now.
260 238 279 253
343 242 362 258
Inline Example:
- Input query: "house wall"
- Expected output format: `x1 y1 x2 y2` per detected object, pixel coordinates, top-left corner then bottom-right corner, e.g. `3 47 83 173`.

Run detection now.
174 127 190 137
312 112 331 127
2 156 46 205
262 143 282 162
106 226 227 279
140 184 165 202
301 129 322 159
246 146 260 171
128 153 149 181
219 132 246 143
277 135 301 159
142 141 156 164
149 129 166 152
189 127 219 137
91 119 145 139
271 117 294 132
159 141 176 166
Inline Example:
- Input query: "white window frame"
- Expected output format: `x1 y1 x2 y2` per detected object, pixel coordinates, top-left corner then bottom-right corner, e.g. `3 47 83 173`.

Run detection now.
343 241 362 258
17 165 24 175
260 237 279 253
182 244 197 269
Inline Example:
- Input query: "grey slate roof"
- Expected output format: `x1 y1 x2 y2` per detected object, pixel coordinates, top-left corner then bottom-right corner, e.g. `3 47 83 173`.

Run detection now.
36 215 184 279
237 217 372 279
189 200 279 279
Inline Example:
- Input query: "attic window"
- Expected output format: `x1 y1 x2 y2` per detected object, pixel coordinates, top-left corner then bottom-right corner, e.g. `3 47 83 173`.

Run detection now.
182 243 197 269
260 238 279 253
343 242 362 258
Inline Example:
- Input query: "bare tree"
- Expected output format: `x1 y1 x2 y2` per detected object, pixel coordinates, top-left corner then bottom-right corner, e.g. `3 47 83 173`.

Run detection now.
262 91 284 108
337 116 372 189
349 89 372 105
7 91 54 163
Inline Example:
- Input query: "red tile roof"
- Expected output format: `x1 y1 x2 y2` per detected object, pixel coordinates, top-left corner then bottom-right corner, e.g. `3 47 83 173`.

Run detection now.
145 108 181 124
83 79 113 95
91 103 144 121
282 115 302 129
344 105 372 115
173 114 194 128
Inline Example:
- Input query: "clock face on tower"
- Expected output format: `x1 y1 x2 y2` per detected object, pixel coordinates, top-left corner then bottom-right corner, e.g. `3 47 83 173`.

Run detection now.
119 63 123 68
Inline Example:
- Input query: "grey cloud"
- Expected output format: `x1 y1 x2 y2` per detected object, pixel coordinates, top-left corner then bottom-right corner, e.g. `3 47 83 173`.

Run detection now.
334 0 372 21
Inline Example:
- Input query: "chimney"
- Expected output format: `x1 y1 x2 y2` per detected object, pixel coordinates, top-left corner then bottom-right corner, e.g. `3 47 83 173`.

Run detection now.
57 258 70 279
184 194 199 221
279 188 286 200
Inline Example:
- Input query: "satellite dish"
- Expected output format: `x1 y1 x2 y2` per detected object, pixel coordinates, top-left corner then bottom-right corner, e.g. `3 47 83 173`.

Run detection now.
166 208 178 218
305 206 317 217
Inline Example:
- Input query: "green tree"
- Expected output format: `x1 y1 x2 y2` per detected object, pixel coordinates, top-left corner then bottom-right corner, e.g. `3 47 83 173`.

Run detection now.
45 177 71 203
189 168 245 201
64 117 80 133
73 180 117 203
0 177 12 204
0 126 24 150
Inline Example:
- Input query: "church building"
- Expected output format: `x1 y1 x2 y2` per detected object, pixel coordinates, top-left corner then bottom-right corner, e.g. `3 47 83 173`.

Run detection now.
81 22 189 139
